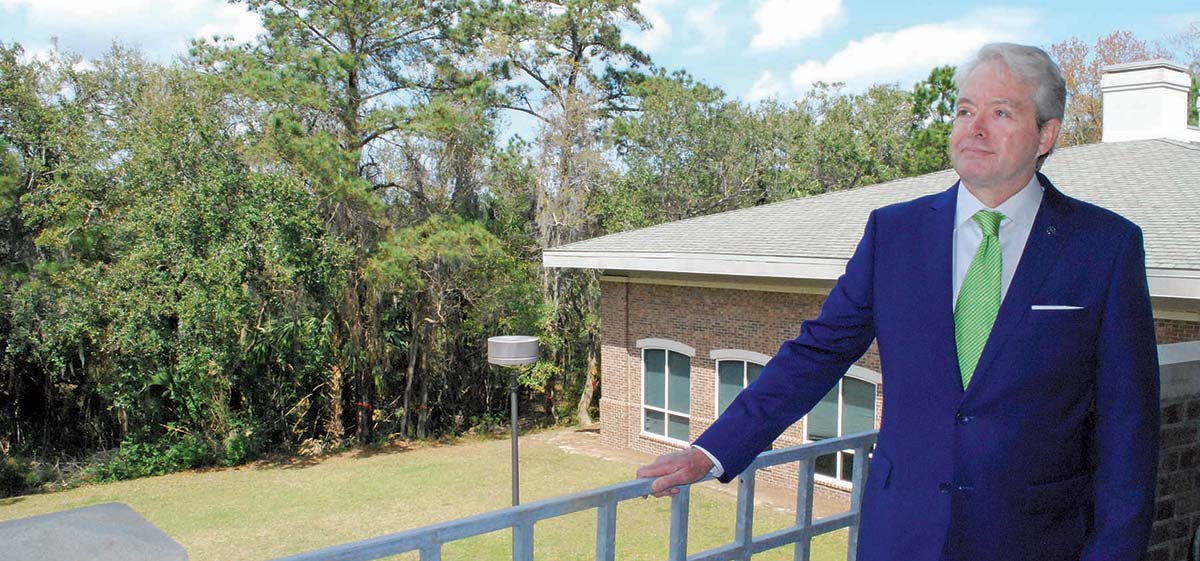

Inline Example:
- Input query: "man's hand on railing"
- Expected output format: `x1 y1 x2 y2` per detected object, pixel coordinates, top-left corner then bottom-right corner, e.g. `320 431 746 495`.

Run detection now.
636 447 714 498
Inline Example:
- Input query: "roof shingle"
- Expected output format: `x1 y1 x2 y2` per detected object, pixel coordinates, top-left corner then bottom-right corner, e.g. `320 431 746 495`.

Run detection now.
547 139 1200 271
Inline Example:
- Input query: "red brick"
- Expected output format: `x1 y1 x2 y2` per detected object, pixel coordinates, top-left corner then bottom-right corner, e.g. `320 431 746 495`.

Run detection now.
1187 401 1200 421
1155 498 1175 519
1163 403 1183 424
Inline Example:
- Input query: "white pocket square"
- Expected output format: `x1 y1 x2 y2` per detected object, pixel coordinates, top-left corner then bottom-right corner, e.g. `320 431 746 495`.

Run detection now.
1030 305 1084 310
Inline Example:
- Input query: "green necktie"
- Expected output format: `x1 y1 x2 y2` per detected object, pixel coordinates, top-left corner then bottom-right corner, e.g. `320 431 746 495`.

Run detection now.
955 210 1005 389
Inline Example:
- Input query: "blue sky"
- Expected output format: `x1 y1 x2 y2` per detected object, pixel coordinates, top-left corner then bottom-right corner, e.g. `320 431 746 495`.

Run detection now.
626 0 1199 101
2 0 1197 105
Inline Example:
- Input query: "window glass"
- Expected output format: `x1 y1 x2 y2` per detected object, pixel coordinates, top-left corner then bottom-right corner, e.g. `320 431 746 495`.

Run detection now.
808 385 839 440
667 351 691 415
717 361 744 414
815 453 837 478
643 349 665 409
644 409 665 435
667 414 690 441
842 377 876 435
806 374 879 484
839 451 856 482
746 362 763 385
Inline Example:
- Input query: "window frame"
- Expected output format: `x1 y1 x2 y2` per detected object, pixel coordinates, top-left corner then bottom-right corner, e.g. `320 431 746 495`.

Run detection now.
637 339 695 443
710 349 771 416
803 365 880 486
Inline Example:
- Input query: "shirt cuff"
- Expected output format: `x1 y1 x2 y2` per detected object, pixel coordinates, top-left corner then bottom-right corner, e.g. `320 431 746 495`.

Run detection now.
691 444 725 478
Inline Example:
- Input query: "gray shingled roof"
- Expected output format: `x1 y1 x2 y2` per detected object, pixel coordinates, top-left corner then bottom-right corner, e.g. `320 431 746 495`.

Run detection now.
545 139 1200 272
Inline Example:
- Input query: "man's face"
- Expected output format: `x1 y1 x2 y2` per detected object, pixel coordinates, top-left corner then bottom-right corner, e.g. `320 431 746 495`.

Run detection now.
950 61 1059 196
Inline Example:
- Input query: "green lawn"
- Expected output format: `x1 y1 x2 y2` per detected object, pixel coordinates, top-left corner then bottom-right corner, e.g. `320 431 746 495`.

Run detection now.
0 430 847 561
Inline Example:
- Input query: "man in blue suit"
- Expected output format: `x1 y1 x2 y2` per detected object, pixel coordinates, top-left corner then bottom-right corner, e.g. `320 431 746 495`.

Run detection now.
637 43 1159 561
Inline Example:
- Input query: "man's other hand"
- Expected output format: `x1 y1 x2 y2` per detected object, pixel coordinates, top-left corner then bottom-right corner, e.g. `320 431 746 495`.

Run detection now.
635 447 714 498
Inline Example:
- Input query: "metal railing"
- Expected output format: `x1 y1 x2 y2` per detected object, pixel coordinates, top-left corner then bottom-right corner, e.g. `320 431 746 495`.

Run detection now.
270 430 879 561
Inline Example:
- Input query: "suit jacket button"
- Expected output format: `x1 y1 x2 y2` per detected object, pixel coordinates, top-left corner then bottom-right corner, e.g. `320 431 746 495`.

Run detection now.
956 413 973 424
939 483 952 493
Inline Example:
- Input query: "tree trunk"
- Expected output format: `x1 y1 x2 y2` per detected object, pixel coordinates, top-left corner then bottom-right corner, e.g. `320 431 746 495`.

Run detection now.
326 364 344 446
416 351 430 439
401 309 419 438
577 343 597 426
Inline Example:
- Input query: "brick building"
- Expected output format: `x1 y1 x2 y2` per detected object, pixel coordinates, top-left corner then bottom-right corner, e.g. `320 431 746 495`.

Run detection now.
545 60 1200 557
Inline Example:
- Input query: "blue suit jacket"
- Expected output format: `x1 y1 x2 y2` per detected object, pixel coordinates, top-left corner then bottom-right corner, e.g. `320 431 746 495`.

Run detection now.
693 175 1160 561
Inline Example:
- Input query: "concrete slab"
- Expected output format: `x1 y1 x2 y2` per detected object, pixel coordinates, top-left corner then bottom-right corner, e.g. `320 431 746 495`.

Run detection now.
0 502 187 561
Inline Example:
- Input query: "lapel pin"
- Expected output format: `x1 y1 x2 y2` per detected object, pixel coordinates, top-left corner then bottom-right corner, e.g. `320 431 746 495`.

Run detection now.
1045 226 1057 235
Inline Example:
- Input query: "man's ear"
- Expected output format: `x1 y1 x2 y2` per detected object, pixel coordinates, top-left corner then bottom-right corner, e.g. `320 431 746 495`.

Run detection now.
1038 118 1062 156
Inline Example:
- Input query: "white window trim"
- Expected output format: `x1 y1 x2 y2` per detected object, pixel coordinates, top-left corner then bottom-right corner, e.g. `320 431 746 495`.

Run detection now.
712 353 768 416
803 366 880 487
637 338 695 357
640 345 692 443
710 349 772 364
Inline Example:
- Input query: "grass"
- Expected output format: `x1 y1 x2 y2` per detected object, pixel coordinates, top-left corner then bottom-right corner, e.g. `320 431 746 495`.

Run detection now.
0 429 848 561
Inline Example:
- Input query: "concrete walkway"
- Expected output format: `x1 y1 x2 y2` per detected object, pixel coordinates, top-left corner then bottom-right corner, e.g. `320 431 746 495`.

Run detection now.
532 428 851 519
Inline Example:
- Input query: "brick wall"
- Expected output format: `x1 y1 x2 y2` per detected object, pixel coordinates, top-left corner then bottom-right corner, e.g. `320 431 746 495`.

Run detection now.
1158 318 1200 345
1147 342 1200 561
598 279 882 493
599 280 630 450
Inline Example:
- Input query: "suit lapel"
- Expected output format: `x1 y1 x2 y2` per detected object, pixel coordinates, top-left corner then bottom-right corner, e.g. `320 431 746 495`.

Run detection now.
966 174 1071 393
924 184 962 393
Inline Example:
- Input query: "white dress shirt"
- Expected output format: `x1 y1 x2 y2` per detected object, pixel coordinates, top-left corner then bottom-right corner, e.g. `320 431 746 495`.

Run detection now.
952 175 1043 307
694 176 1045 479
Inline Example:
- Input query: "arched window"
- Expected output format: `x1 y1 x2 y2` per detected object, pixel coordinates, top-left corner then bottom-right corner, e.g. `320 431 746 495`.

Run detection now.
638 339 694 442
805 366 880 484
711 349 772 415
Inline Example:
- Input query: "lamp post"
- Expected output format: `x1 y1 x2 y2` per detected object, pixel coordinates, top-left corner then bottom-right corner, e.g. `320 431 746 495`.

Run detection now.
486 335 538 507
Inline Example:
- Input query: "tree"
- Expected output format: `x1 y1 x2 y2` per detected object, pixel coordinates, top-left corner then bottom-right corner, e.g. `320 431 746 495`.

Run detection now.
602 70 795 231
905 65 956 175
1171 21 1200 126
193 0 492 444
0 42 349 467
792 83 912 194
1048 30 1169 146
485 0 650 424
368 216 540 437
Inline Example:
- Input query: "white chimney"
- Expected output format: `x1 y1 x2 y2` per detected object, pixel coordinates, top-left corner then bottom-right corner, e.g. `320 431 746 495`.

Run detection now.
1099 59 1200 143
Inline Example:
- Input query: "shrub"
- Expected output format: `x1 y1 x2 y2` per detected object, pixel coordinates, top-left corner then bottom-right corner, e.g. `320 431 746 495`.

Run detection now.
87 433 214 482
0 455 33 498
221 417 265 467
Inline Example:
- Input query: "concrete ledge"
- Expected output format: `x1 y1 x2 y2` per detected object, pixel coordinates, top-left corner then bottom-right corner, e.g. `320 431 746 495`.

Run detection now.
1159 341 1200 401
0 502 187 561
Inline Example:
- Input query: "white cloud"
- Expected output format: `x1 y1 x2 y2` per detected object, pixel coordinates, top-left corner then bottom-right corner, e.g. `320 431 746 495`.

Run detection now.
629 0 675 53
0 0 262 60
750 0 842 52
746 71 784 102
787 8 1038 95
197 2 263 44
683 1 727 52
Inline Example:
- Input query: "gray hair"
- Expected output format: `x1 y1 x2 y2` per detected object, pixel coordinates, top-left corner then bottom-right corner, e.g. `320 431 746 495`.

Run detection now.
955 43 1066 168
955 43 1066 127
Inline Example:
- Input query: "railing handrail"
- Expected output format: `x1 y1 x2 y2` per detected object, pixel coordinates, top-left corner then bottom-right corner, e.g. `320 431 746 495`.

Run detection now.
270 430 880 561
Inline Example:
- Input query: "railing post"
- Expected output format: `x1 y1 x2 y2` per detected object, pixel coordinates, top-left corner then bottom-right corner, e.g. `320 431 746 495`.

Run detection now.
845 443 871 561
735 468 757 561
596 502 617 561
513 521 534 561
668 486 691 561
793 458 816 561
419 543 441 561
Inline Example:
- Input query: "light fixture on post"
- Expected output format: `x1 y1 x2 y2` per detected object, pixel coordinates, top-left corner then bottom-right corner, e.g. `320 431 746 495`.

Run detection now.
486 335 538 507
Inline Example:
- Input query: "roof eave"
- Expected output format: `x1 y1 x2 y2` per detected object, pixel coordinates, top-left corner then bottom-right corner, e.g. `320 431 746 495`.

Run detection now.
544 250 1200 304
542 250 848 281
